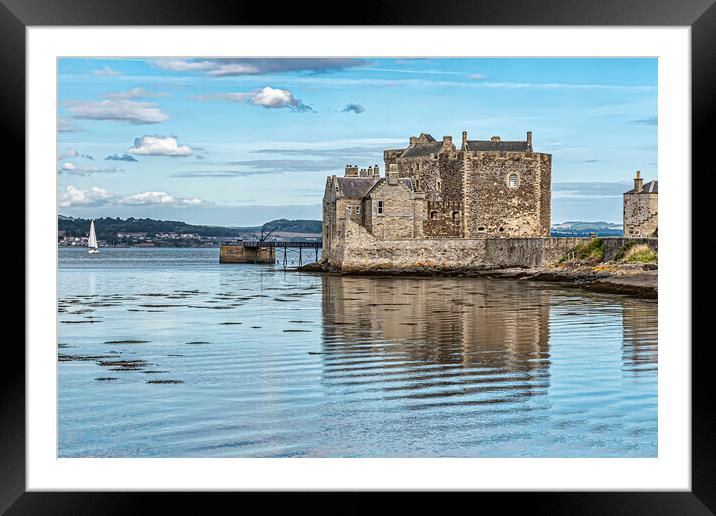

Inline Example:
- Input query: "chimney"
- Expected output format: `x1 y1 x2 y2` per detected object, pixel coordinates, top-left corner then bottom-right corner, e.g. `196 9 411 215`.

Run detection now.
345 165 358 177
491 136 501 143
359 168 367 177
527 131 533 151
461 131 468 150
388 163 399 185
633 170 643 192
409 136 418 145
373 164 380 178
441 136 454 154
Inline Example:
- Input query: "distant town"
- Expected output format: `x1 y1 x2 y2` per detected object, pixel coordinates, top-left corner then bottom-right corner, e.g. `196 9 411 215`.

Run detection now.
58 215 624 248
58 216 322 248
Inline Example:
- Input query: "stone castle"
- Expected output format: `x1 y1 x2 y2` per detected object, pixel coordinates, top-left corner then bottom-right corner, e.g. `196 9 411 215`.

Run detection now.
623 171 658 237
323 130 551 258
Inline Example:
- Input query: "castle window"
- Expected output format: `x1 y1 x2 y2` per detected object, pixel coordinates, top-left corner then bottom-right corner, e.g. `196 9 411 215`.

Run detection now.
430 211 439 220
452 211 460 220
377 201 384 214
356 205 361 215
508 174 519 188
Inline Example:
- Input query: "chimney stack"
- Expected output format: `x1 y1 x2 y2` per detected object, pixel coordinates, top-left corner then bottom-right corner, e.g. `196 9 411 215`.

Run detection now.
491 136 501 143
441 136 454 153
345 165 358 177
388 163 399 185
373 164 380 178
633 171 643 193
527 131 533 151
409 136 418 145
461 131 468 150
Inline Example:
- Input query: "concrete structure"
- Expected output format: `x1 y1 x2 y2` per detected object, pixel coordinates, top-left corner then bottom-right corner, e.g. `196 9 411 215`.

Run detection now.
220 243 275 263
623 171 658 237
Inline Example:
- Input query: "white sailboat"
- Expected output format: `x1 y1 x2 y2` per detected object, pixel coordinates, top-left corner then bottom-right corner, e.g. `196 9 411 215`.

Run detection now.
88 220 99 254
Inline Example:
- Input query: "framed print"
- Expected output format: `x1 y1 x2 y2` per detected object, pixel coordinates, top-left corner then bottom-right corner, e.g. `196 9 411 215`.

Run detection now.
7 0 712 512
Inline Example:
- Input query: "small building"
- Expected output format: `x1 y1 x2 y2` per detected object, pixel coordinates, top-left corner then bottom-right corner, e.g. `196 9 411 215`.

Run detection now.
623 171 658 237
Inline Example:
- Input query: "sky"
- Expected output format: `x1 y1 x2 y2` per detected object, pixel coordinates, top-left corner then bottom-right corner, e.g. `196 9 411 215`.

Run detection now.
57 57 657 226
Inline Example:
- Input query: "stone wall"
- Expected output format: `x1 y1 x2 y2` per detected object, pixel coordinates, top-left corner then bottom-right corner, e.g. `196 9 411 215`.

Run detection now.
623 193 658 237
463 152 551 239
220 244 275 264
364 180 424 240
602 237 658 261
328 220 586 271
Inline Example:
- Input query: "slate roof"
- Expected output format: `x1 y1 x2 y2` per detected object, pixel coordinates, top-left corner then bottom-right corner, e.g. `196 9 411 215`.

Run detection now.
334 177 378 199
400 141 443 158
466 140 530 152
625 180 658 194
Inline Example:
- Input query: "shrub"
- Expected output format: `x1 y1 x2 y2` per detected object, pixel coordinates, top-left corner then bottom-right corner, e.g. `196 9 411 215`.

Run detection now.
613 241 636 262
561 238 604 262
622 244 657 263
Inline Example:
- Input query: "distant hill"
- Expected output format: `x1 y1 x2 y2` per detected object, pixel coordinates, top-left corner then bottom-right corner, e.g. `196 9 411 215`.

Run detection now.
551 221 623 237
261 219 322 233
58 216 322 241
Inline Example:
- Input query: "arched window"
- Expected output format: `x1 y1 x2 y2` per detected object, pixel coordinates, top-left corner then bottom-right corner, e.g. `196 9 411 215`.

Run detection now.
508 174 518 188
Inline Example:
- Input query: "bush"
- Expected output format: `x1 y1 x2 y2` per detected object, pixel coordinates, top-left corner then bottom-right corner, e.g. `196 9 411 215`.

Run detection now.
622 244 657 263
561 238 604 262
613 241 636 261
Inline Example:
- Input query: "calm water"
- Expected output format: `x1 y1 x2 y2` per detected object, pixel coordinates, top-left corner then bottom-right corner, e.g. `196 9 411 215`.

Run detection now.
58 247 657 457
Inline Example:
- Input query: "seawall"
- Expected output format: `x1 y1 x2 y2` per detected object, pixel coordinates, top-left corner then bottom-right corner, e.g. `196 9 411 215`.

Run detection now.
325 221 657 272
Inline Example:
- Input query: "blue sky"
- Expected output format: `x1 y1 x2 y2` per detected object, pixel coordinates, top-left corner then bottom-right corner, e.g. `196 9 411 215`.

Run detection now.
57 57 657 226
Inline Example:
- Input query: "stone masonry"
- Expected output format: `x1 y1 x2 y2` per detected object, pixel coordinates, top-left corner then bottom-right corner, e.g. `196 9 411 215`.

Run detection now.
322 130 552 265
623 171 658 237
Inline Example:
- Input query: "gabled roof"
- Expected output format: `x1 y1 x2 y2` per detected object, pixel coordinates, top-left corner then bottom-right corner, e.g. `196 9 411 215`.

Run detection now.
364 177 415 198
466 140 530 152
400 141 443 158
334 177 378 199
625 180 658 194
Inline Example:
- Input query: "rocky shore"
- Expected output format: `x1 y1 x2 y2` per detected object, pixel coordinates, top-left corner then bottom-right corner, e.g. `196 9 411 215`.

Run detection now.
297 261 657 299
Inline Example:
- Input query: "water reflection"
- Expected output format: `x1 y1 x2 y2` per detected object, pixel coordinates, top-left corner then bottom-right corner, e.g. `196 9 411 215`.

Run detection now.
320 276 552 406
621 299 658 376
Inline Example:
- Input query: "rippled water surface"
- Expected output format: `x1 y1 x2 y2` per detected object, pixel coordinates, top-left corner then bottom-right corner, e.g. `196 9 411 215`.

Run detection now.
58 247 657 457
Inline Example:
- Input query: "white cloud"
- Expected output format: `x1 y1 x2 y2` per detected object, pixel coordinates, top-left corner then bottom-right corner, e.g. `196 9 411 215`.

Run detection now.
58 117 81 133
196 87 311 111
106 87 165 99
58 149 94 161
66 99 169 125
58 162 123 176
150 58 366 77
58 186 211 208
92 66 122 76
121 191 176 205
59 185 115 207
127 135 193 157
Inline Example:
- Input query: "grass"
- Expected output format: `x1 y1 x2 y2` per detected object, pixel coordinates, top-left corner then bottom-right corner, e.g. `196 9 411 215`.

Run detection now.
561 238 604 262
622 244 658 263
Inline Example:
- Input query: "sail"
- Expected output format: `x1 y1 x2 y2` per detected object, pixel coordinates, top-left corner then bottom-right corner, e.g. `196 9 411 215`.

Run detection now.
88 220 98 248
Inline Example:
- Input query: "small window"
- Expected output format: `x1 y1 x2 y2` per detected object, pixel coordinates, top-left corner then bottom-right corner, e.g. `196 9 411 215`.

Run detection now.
430 211 439 220
356 206 361 215
452 211 460 220
347 206 352 214
377 201 384 214
508 174 518 188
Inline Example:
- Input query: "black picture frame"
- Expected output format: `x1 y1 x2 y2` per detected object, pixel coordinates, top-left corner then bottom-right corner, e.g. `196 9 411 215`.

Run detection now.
6 0 709 512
